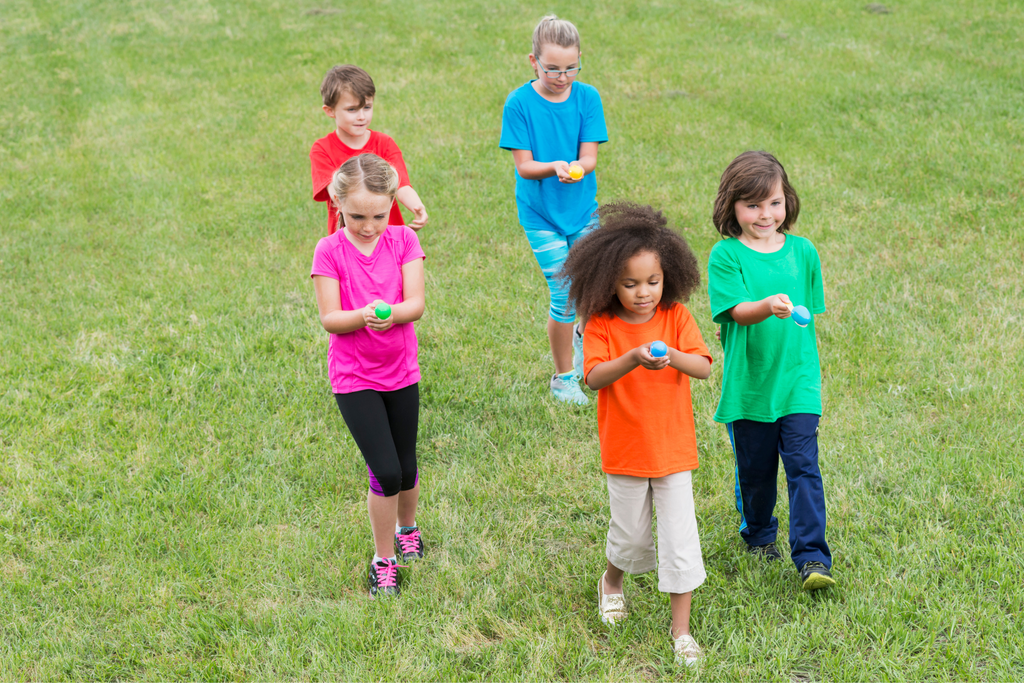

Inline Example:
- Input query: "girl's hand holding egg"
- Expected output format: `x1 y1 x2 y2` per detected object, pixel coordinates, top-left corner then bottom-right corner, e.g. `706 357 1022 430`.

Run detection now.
364 300 394 331
637 342 671 371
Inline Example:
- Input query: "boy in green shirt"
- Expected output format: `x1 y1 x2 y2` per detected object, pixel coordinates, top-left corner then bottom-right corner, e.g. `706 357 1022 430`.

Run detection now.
707 151 835 591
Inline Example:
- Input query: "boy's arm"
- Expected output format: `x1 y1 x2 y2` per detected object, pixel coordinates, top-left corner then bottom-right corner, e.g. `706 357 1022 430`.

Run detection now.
310 141 335 202
730 294 795 325
395 186 428 230
376 137 425 228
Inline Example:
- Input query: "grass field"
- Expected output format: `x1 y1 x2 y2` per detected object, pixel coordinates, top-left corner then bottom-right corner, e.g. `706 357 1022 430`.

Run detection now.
2 0 1023 679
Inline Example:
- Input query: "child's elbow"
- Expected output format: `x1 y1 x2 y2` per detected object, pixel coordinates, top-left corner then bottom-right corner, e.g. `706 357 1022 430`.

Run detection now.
407 298 426 322
694 360 712 380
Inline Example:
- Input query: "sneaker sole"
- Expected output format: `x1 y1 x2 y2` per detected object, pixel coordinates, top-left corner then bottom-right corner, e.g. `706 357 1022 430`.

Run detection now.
802 572 836 590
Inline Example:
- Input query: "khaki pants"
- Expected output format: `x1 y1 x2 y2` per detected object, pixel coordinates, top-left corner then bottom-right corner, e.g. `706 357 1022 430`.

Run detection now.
605 470 706 594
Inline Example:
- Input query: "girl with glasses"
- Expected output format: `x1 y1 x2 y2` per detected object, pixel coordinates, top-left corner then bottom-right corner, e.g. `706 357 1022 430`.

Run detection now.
500 14 608 405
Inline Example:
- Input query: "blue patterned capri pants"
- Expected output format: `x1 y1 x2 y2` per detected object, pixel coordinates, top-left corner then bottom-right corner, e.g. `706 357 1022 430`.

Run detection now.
522 218 599 323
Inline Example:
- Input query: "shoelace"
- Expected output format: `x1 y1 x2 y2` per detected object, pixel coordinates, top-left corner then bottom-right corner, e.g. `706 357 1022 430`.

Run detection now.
804 561 827 571
396 528 421 554
374 561 405 588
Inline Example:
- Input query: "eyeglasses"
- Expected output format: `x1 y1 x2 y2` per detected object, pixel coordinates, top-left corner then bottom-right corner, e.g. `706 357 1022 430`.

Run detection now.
539 58 582 79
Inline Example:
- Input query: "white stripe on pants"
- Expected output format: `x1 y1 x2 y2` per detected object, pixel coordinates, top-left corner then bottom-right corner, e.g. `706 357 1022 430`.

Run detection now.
605 470 706 594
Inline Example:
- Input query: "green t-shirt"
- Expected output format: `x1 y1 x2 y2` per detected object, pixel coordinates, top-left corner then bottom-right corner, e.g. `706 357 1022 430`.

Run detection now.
707 235 826 423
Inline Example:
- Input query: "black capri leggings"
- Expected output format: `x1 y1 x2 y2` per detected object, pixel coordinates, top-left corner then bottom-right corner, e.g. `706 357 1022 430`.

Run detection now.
334 383 419 498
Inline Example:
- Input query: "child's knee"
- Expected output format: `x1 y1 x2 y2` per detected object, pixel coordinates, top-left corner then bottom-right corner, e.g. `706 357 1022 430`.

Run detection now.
547 284 575 322
368 464 404 497
400 467 419 492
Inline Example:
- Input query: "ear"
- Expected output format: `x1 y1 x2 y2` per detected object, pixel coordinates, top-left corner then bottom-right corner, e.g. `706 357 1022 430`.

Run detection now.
528 53 539 77
322 105 335 118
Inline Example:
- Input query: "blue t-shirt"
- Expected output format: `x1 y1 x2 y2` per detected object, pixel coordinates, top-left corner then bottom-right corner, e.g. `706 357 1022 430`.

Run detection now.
499 81 608 235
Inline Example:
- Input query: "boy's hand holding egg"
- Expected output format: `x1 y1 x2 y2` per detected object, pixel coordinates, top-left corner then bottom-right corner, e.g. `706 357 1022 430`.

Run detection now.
773 295 811 328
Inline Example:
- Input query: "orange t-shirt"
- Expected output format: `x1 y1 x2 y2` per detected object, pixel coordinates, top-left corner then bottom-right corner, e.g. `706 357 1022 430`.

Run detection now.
583 303 713 477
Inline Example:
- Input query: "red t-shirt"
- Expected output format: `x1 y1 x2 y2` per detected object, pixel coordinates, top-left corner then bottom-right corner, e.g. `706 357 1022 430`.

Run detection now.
583 303 713 477
310 130 412 235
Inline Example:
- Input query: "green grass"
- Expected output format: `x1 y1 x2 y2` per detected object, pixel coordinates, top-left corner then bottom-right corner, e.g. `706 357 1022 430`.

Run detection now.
2 0 1023 679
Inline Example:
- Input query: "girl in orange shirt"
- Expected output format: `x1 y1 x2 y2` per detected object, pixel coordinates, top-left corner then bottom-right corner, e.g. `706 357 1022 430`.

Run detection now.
560 202 713 667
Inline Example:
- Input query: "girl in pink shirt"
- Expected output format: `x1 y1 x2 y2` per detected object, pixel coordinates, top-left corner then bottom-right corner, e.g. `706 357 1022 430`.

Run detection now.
310 154 426 598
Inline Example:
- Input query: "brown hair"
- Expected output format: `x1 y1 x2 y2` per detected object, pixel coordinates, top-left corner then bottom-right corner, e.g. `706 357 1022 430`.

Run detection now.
532 14 581 58
558 202 701 321
328 154 399 210
321 64 376 109
712 151 801 238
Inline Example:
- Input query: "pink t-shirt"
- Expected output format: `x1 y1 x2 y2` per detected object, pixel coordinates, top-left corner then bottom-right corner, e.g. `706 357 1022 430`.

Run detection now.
310 225 425 394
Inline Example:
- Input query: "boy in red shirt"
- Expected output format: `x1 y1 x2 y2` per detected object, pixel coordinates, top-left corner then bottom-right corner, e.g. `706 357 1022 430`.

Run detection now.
310 65 428 235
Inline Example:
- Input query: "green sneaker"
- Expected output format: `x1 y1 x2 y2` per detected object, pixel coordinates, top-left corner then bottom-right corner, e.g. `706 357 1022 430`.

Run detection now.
800 561 836 590
550 371 588 405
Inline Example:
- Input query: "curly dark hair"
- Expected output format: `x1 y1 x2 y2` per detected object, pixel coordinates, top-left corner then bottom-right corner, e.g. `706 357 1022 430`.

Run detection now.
713 150 800 238
558 202 701 320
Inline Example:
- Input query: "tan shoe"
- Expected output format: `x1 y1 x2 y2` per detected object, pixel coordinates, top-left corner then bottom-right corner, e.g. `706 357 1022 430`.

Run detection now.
597 571 627 625
672 631 702 667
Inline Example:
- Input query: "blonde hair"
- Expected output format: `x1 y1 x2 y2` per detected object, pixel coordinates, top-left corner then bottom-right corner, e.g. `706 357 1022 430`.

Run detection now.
328 154 399 208
531 14 581 58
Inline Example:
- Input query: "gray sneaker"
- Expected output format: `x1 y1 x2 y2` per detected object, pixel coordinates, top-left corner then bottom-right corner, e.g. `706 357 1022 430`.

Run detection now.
550 371 588 405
